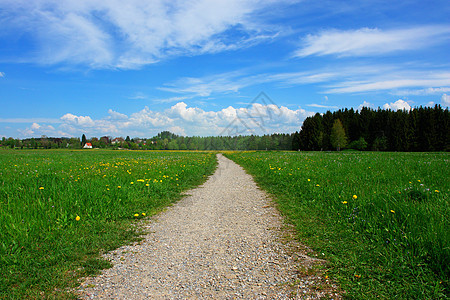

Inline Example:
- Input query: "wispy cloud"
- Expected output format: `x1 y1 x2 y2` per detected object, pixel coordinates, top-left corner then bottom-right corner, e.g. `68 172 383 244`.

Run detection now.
0 118 62 124
153 96 192 104
294 26 450 57
393 87 450 96
158 64 450 98
0 72 5 77
158 71 267 97
306 104 339 109
325 72 450 94
0 0 291 69
128 92 148 100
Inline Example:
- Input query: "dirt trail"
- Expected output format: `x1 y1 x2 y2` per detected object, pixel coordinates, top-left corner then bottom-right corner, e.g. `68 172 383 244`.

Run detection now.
77 154 339 299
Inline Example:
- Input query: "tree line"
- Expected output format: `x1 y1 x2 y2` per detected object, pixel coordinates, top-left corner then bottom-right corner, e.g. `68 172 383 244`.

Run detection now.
2 105 448 151
295 105 449 151
0 132 296 151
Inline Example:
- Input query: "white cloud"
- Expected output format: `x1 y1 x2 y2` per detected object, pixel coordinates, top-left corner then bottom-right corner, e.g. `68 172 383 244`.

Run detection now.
1 0 289 69
107 109 128 120
0 72 5 77
169 126 186 136
295 26 450 57
9 102 314 138
442 94 450 107
18 123 58 138
61 113 95 127
357 101 373 111
383 99 411 111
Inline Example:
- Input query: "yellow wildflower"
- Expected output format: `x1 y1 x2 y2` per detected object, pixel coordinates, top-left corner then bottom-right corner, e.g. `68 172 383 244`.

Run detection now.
352 195 357 199
134 213 139 217
435 190 439 193
390 210 395 213
118 186 121 189
39 187 44 190
142 213 146 216
342 201 348 204
307 179 311 182
75 216 81 221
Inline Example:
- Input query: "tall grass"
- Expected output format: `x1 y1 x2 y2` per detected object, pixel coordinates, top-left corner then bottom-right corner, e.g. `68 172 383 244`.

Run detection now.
225 151 449 299
0 149 217 299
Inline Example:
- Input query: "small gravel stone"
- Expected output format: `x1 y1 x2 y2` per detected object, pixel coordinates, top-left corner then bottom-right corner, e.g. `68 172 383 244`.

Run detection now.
76 154 341 299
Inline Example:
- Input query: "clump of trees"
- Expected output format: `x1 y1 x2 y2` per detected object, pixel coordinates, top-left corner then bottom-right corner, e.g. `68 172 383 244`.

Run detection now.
296 105 449 151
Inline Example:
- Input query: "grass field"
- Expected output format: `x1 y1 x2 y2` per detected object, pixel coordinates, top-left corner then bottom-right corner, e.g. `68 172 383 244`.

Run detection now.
225 151 449 299
0 149 217 299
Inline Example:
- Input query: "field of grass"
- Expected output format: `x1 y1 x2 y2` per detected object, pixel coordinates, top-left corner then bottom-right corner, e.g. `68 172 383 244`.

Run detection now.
225 151 449 299
0 149 217 299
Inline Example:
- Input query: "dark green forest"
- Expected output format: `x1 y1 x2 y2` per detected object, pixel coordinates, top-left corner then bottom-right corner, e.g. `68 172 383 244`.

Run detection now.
2 105 448 151
296 105 449 151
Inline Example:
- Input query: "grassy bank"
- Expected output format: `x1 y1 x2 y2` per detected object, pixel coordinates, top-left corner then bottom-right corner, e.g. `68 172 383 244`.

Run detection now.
0 149 217 299
225 151 449 299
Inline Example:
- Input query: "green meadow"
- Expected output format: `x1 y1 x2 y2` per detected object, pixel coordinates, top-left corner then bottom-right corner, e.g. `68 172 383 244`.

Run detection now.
225 151 449 299
0 149 217 299
1 149 448 299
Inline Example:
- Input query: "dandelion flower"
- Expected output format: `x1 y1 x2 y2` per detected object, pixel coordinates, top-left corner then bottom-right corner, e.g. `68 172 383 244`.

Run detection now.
75 216 81 221
316 184 320 187
352 195 357 199
39 187 44 190
307 179 311 182
354 274 361 278
134 213 139 217
142 213 146 216
390 210 395 213
342 201 348 204
118 186 121 189
435 190 439 193
130 182 134 184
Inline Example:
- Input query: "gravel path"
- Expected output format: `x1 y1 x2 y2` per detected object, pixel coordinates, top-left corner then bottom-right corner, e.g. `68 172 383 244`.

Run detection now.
77 154 339 299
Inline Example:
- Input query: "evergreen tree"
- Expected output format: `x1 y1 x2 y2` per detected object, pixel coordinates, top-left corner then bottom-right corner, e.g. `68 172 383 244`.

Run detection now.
81 134 86 146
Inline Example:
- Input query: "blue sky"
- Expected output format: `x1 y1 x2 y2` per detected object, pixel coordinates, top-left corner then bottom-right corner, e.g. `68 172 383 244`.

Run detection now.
1 0 449 139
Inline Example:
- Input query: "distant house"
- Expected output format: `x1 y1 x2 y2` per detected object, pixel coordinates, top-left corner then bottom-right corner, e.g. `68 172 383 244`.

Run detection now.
83 143 93 149
112 137 124 144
